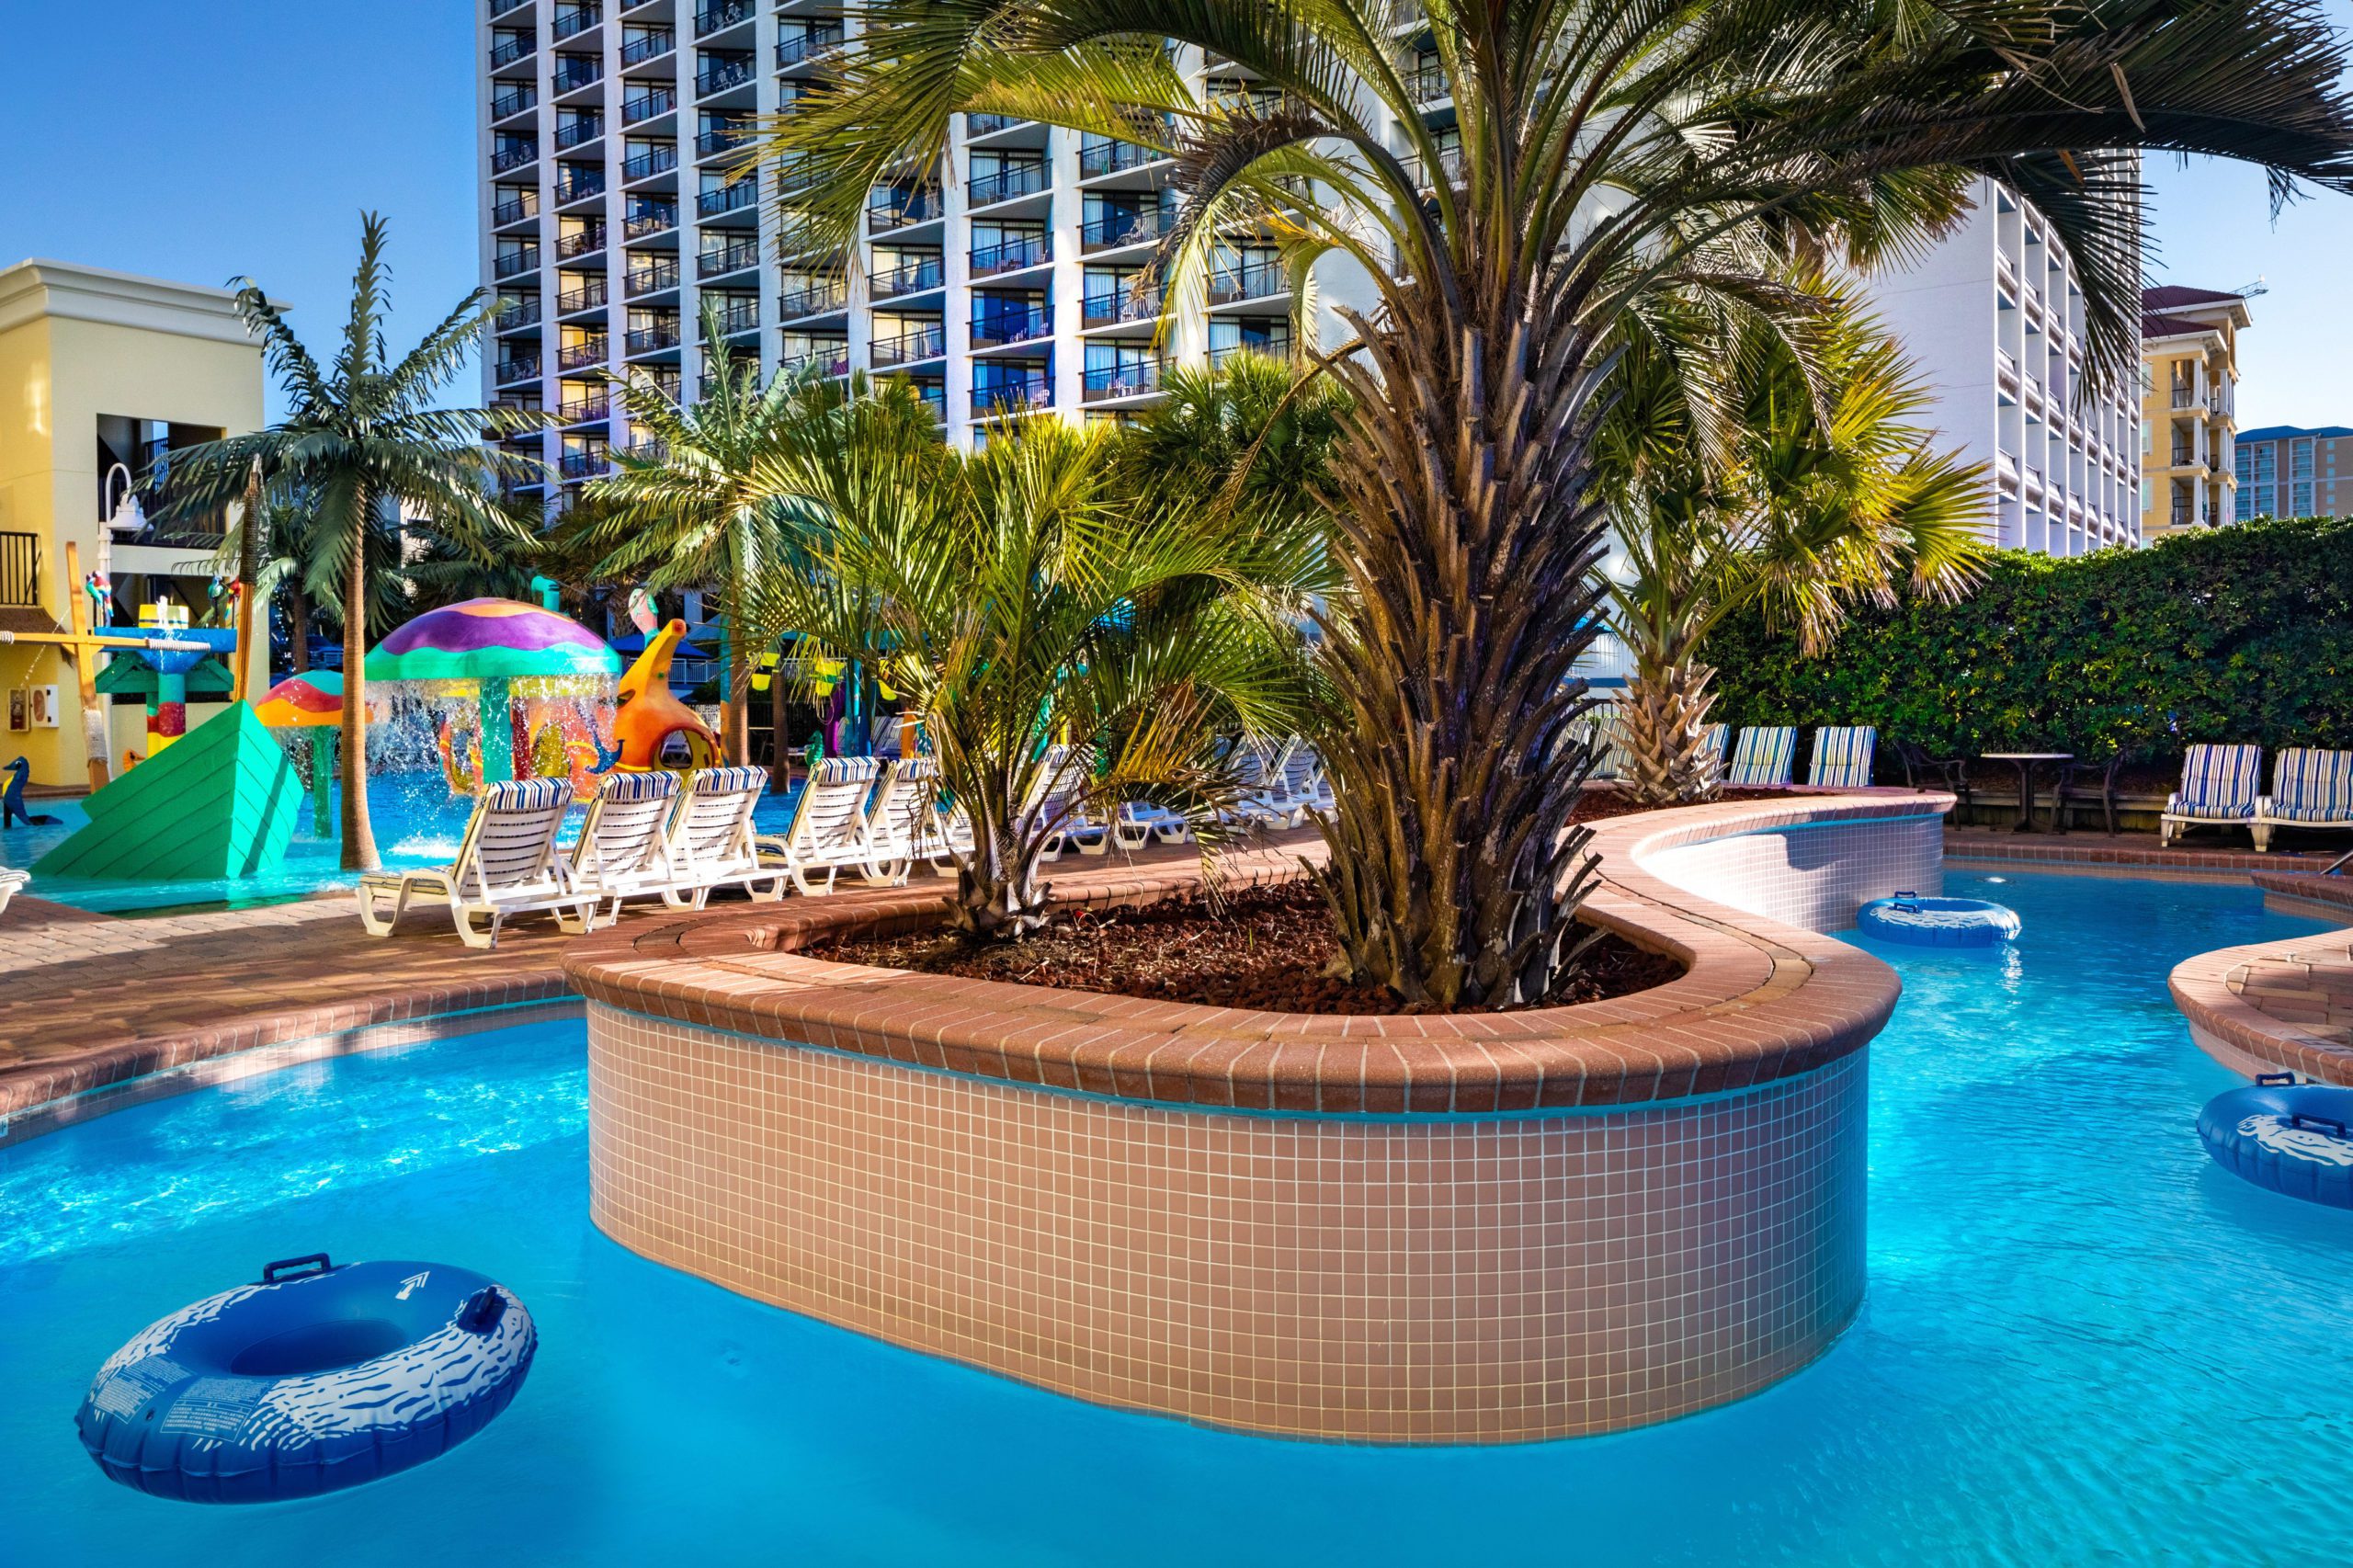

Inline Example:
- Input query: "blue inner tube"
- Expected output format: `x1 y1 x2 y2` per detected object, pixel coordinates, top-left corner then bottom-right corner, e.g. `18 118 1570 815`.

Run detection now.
2199 1079 2353 1209
1855 892 2022 948
75 1256 536 1504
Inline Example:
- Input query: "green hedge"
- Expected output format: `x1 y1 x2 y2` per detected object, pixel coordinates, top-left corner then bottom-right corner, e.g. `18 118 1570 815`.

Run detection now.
1705 516 2353 760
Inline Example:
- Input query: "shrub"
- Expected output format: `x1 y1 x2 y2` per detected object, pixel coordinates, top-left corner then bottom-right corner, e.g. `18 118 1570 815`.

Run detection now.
1706 516 2353 759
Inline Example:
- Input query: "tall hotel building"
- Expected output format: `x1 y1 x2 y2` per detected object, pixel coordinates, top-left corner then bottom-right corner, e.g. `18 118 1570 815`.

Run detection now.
474 0 1392 502
1859 177 2143 556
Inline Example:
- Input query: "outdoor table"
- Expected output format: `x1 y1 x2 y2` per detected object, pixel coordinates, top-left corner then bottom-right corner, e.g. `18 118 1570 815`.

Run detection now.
1981 752 2073 833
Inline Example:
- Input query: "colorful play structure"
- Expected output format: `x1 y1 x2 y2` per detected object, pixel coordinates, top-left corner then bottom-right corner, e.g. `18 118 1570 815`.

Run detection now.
27 578 726 888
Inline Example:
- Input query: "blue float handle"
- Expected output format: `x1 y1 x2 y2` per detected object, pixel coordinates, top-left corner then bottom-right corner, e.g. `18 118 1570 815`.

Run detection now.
260 1254 334 1284
2256 1073 2300 1086
2289 1113 2350 1141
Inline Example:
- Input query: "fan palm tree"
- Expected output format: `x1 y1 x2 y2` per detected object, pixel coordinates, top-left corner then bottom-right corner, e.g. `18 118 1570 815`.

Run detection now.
161 213 542 870
756 415 1330 937
758 0 2353 1006
1597 277 1990 804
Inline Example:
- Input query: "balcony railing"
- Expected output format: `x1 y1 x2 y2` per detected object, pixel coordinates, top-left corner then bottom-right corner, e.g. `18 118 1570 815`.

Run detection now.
620 28 675 66
1083 358 1165 402
971 306 1051 347
495 298 543 331
554 169 606 204
561 447 611 480
554 224 608 259
560 392 612 425
779 344 851 377
777 278 848 317
870 256 944 298
1079 205 1174 252
489 0 530 16
557 336 610 371
558 278 609 313
622 144 677 181
491 141 540 174
966 113 1029 135
867 189 943 230
1 531 40 608
1207 263 1286 305
2172 499 2196 528
969 162 1048 206
491 85 537 121
696 0 753 35
871 324 947 366
705 300 760 337
622 202 676 237
970 233 1050 276
1409 56 1448 100
1077 139 1161 177
627 256 682 294
552 5 600 41
554 117 604 153
551 57 602 93
492 192 539 228
697 181 757 218
626 323 683 354
489 34 535 68
2171 384 2196 410
697 122 752 157
697 54 754 95
699 242 760 278
973 373 1051 413
494 354 543 384
617 438 669 464
1080 288 1162 328
623 86 677 123
775 28 845 68
1209 336 1289 365
494 248 542 280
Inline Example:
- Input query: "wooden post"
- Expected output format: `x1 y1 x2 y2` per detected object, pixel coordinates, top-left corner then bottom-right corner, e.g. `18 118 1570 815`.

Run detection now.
63 542 110 791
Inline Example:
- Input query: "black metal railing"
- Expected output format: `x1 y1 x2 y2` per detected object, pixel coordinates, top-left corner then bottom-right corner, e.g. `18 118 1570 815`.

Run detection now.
1083 358 1165 401
0 532 39 608
489 0 530 16
968 162 1047 206
973 373 1051 413
866 189 943 231
970 233 1050 275
558 278 610 313
489 33 535 68
620 28 675 65
622 201 676 236
494 247 541 279
555 168 606 204
495 298 543 331
557 335 610 371
622 144 677 181
626 323 683 353
775 27 845 68
555 223 608 259
870 256 944 297
779 343 850 376
1409 55 1447 100
623 86 677 123
552 5 599 40
1080 287 1161 328
491 85 537 120
966 112 1028 135
871 324 947 366
697 121 752 156
627 256 681 294
551 55 602 92
777 278 848 317
704 299 760 337
494 354 543 384
696 0 752 35
698 241 760 278
696 54 753 95
492 192 538 227
1207 262 1286 304
1077 138 1161 177
971 305 1051 347
556 116 605 150
1079 205 1174 252
696 181 756 218
560 447 611 480
560 392 612 425
492 141 539 174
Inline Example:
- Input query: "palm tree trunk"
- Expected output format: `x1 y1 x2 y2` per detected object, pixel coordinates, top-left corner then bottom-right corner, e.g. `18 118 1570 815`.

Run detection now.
339 528 380 872
1617 634 1722 806
724 644 751 766
289 577 311 675
767 660 789 793
1310 290 1611 1008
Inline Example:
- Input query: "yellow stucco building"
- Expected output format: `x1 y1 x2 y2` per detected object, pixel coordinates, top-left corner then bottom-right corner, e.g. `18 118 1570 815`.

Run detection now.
2138 284 2252 540
0 260 267 789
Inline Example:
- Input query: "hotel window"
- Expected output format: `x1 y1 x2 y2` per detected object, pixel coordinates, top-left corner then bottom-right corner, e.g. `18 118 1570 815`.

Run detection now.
2293 482 2313 515
2292 438 2314 480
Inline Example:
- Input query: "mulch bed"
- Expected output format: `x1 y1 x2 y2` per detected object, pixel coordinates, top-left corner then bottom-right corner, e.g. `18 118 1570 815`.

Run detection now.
1566 786 1799 824
810 881 1685 1016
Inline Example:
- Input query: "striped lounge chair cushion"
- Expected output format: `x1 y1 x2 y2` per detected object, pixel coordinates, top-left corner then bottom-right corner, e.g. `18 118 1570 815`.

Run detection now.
693 765 774 796
811 755 882 785
598 770 679 803
1728 727 1796 787
2175 744 2262 818
1808 726 1878 789
2269 748 2353 822
1698 724 1729 769
485 777 574 812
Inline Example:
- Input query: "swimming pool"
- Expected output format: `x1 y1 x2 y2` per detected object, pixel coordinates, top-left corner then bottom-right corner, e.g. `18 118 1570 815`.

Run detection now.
0 777 810 915
3 871 2348 1564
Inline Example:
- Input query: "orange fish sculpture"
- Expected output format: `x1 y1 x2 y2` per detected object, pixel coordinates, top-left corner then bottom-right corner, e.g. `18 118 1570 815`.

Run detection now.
606 619 722 773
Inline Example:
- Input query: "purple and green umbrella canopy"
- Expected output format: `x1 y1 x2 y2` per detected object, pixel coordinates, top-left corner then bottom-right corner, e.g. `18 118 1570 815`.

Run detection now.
364 598 620 683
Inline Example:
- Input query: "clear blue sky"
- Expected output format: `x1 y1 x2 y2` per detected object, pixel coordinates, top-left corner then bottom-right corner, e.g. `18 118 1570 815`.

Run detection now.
1 0 2349 428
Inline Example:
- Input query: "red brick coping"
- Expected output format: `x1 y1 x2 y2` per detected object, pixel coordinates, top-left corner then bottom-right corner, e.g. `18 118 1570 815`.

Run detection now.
2170 925 2353 1085
563 790 1946 1114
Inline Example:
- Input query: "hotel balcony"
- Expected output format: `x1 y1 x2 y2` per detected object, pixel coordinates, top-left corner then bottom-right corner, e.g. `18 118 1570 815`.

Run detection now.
1082 358 1165 403
871 323 948 369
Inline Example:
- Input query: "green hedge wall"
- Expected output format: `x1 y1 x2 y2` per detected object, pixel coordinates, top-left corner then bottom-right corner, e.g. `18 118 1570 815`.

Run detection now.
1705 516 2353 760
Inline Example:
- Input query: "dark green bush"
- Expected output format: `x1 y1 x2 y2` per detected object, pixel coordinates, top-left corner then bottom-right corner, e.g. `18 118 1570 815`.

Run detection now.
1706 516 2353 760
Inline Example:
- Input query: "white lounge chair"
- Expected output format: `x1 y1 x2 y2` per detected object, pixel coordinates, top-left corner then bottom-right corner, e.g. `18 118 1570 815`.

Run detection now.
1584 706 1631 783
664 765 790 907
356 777 593 949
1031 745 1113 859
2160 744 2264 848
1212 739 1297 830
1807 726 1879 790
0 865 28 915
2253 747 2353 853
856 756 950 883
562 770 683 928
756 755 882 894
1265 737 1334 820
1727 726 1797 787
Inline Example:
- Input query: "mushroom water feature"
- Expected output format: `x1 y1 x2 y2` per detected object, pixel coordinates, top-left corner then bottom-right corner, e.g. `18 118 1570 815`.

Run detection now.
363 598 621 795
254 671 380 835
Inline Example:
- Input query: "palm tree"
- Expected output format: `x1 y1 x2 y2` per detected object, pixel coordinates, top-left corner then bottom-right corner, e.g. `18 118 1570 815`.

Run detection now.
757 415 1330 937
1597 278 1989 804
577 301 872 770
759 0 2353 1006
162 213 541 871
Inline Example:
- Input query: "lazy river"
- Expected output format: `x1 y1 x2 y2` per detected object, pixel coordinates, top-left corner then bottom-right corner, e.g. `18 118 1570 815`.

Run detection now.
2 871 2348 1564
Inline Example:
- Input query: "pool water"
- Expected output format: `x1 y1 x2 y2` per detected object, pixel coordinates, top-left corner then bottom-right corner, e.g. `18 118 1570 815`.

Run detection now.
4 872 2348 1565
1 777 809 915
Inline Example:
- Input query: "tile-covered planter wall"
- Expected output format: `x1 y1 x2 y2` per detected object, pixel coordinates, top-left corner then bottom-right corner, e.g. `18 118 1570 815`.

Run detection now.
568 790 1952 1443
